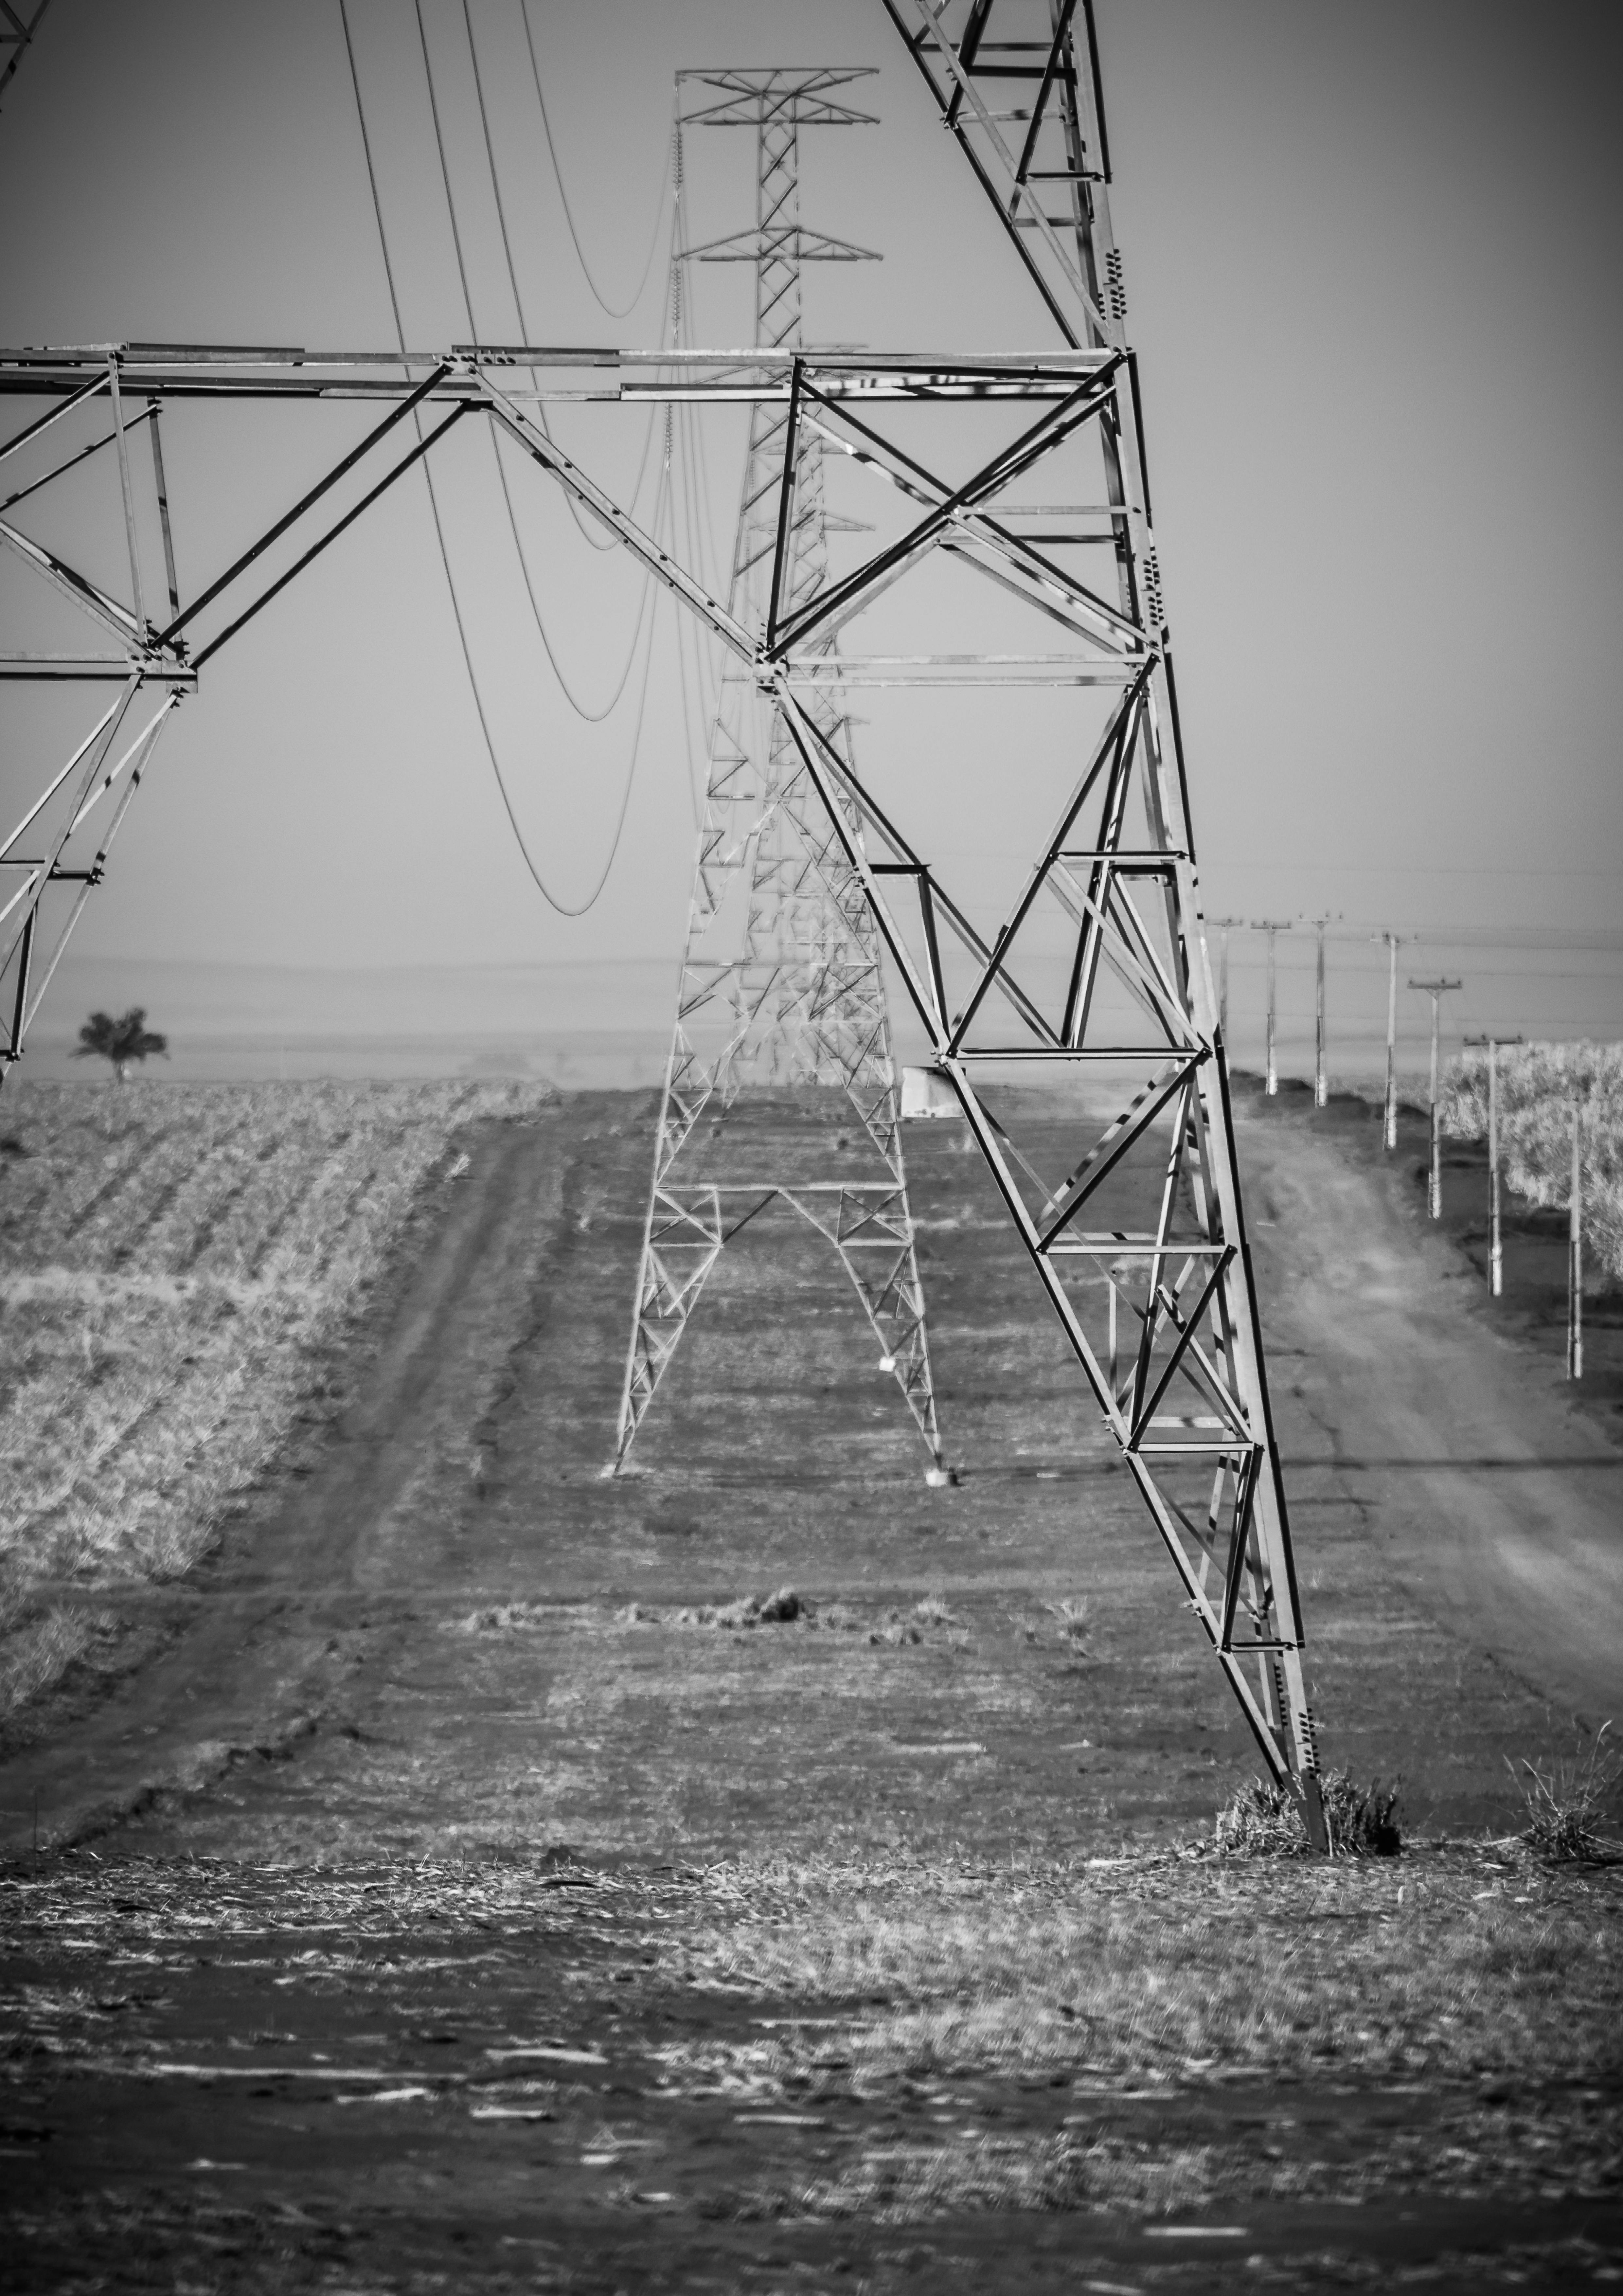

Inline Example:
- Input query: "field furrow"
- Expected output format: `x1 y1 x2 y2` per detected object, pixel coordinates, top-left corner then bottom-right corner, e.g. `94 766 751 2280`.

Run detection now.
0 1080 549 1713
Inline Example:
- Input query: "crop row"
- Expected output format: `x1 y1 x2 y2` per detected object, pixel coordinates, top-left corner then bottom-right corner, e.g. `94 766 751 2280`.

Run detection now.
0 1080 550 1713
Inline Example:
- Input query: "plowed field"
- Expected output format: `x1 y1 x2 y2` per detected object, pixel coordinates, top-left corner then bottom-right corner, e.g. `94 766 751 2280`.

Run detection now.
2 1081 1619 2292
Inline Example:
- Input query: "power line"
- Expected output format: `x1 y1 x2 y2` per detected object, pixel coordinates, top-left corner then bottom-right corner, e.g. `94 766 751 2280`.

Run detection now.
490 428 657 720
475 485 665 917
457 0 664 718
1216 860 1619 881
338 0 662 916
338 0 409 348
411 0 668 911
664 127 731 828
517 0 673 320
1224 959 1617 983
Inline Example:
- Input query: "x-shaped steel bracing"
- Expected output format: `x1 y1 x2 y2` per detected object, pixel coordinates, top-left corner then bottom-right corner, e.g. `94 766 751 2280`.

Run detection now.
0 3 1325 1834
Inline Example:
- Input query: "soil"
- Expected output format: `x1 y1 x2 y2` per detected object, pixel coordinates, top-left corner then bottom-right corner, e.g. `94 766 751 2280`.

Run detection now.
2 1084 1620 2291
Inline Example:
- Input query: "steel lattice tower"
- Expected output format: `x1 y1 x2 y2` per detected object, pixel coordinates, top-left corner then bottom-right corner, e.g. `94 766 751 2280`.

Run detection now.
613 68 945 1479
0 3 1328 1832
864 0 1325 1836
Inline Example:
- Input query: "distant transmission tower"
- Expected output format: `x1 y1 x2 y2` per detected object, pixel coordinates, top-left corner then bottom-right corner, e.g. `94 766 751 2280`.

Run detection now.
613 67 945 1478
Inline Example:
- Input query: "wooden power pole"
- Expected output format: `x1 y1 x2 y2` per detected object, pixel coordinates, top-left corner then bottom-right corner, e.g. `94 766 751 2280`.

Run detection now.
1409 975 1461 1218
1465 1033 1524 1296
1255 921 1291 1096
1569 1102 1584 1379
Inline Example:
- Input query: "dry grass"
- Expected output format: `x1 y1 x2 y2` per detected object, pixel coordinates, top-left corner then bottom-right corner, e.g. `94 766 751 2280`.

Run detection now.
0 1598 105 1713
779 2130 1217 2222
1439 1038 1623 1281
651 1846 1622 2092
474 1593 967 1639
1511 1723 1622 1863
620 1844 1623 2218
8 1846 1619 2231
0 1078 548 1717
1047 1595 1091 1647
1213 1770 1402 1859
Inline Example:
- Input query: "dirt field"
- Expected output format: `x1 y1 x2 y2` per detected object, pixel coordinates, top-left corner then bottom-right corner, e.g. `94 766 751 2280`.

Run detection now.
0 1080 550 1721
2 1081 1620 2290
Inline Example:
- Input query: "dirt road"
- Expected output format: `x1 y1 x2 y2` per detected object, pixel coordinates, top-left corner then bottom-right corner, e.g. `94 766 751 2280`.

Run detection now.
1247 1086 1622 1725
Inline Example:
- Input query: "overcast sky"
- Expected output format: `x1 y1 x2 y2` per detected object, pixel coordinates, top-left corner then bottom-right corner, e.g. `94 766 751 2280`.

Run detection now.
2 0 1620 996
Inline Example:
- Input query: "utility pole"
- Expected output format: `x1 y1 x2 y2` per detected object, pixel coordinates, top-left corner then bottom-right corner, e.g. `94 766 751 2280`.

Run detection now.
1374 933 1404 1149
1408 975 1462 1219
1255 921 1291 1096
1209 918 1242 1046
1305 915 1336 1108
1465 1033 1523 1296
1569 1102 1584 1379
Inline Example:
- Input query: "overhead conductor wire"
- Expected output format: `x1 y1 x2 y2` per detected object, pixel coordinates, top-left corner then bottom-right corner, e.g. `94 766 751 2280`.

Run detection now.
339 0 666 914
666 124 704 820
512 0 672 552
431 1 681 888
667 115 729 822
490 11 720 820
459 0 666 721
412 0 665 913
518 0 672 321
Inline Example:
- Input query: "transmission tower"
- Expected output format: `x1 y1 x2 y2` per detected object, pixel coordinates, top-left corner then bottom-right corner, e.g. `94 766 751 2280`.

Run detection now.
613 67 946 1479
0 2 1327 1830
866 0 1325 1836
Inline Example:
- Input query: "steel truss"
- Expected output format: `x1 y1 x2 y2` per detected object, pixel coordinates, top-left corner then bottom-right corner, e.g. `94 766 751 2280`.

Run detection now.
615 68 943 1479
871 0 1322 1829
0 0 1325 1825
0 0 52 114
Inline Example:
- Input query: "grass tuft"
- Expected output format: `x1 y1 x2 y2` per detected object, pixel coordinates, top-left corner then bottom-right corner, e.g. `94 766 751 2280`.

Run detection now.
1047 1596 1091 1648
633 1590 808 1630
1511 1723 1621 1863
1212 1770 1402 1858
870 1610 923 1647
456 1601 554 1634
1212 1775 1304 1856
1322 1771 1403 1857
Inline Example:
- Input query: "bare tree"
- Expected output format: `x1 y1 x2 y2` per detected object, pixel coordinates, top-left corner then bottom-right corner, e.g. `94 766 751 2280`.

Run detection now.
75 1007 168 1084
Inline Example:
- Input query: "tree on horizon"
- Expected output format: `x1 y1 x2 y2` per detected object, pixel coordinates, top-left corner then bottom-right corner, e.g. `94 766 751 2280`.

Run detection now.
75 1008 168 1084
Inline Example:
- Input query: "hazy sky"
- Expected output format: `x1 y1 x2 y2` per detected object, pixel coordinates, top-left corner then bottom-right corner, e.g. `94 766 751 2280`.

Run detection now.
2 0 1620 989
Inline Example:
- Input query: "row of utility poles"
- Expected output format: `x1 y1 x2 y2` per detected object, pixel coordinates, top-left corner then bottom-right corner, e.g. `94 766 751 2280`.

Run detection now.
1214 916 1335 1108
1212 917 1586 1380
